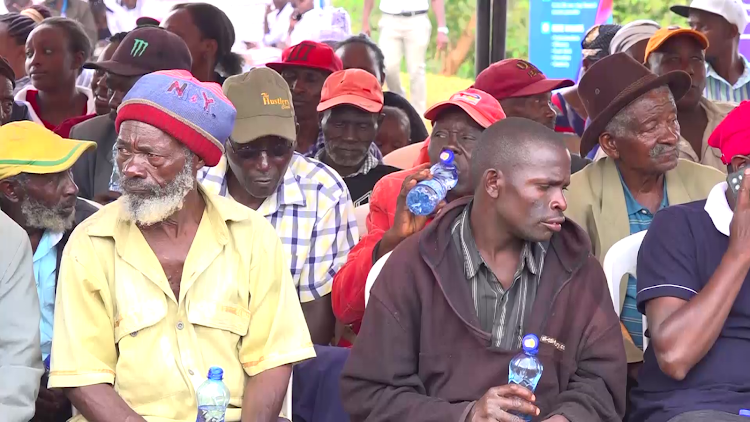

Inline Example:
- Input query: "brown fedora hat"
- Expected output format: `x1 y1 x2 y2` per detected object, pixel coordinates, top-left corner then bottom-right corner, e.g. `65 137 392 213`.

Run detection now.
578 53 691 156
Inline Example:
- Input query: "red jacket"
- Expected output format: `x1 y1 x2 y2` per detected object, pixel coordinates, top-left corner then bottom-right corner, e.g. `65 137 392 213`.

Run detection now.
332 165 434 336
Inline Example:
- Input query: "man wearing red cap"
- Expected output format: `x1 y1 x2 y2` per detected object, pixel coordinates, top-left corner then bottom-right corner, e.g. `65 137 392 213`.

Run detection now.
415 58 591 173
331 88 505 341
316 68 399 205
630 101 750 422
268 40 382 162
341 117 626 422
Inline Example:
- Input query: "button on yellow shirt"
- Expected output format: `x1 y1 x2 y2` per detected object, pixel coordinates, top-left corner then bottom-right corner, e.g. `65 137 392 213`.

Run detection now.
48 186 316 422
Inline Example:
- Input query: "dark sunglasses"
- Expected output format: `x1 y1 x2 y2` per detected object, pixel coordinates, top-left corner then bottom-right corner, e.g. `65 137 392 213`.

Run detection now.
229 138 293 160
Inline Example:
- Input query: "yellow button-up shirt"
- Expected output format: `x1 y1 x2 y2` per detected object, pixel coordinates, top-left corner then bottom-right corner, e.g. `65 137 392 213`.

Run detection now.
48 186 316 422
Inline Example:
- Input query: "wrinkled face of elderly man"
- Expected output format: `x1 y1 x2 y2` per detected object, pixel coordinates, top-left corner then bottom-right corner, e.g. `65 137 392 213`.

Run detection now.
114 120 205 225
0 169 79 232
598 85 680 176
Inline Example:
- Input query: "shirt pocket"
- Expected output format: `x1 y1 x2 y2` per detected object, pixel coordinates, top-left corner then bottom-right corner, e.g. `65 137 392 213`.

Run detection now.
187 300 252 337
113 297 184 405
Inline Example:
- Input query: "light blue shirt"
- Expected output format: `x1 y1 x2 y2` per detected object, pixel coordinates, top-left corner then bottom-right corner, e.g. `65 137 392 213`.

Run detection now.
32 230 63 361
704 56 750 103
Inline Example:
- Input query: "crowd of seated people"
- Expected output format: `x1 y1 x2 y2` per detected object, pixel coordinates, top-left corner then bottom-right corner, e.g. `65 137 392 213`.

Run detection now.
5 1 750 422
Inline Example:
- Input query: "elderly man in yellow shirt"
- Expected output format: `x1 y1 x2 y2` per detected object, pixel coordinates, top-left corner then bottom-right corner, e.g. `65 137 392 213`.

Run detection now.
48 70 316 422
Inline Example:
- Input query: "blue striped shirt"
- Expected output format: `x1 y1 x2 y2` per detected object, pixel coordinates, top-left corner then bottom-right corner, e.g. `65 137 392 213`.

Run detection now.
704 56 750 103
619 171 669 350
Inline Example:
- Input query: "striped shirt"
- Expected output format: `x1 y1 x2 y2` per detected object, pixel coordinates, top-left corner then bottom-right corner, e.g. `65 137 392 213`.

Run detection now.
618 171 669 350
451 203 546 350
199 153 359 303
704 56 750 103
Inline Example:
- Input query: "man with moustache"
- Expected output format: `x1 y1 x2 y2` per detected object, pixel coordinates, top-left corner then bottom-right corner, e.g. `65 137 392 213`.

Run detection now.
0 122 98 422
48 70 316 421
341 118 626 422
69 26 192 203
564 53 725 380
315 68 398 205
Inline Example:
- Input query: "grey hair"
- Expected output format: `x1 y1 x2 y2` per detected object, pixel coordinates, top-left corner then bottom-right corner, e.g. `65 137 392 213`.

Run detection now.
603 85 674 139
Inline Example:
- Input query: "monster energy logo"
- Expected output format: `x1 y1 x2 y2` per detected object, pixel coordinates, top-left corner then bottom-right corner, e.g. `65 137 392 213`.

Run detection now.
130 39 149 57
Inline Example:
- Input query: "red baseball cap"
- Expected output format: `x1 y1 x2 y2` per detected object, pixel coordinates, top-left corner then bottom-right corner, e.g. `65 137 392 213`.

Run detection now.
474 59 574 100
423 88 505 128
708 100 750 164
317 69 383 113
267 41 343 75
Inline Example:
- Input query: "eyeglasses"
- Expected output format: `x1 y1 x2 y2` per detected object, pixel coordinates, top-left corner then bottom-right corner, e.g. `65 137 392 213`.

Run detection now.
228 138 293 160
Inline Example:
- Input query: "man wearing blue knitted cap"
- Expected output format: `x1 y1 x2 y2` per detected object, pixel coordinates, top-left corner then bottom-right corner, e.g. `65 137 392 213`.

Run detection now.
47 69 316 421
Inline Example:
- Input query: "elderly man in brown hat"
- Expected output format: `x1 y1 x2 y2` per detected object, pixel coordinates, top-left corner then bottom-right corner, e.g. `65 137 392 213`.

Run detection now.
564 53 725 383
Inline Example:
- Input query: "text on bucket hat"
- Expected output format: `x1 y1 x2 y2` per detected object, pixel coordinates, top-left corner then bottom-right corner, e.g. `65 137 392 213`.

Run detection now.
115 70 236 167
644 26 709 64
671 0 749 33
0 121 96 181
84 27 192 77
423 88 506 129
222 67 296 145
266 41 343 75
578 53 691 156
317 69 383 113
473 59 574 100
708 100 750 164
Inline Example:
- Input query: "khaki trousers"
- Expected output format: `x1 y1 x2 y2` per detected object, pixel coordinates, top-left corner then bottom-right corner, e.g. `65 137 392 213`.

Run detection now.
378 13 432 115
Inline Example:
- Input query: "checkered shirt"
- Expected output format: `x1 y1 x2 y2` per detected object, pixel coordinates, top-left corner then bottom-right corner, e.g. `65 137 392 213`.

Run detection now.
199 152 359 302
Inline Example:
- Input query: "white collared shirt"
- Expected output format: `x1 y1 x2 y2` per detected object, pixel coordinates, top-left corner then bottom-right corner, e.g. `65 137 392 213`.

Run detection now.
704 181 732 237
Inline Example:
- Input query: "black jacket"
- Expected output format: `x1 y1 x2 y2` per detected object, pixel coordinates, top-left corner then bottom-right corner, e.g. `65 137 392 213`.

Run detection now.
69 115 118 200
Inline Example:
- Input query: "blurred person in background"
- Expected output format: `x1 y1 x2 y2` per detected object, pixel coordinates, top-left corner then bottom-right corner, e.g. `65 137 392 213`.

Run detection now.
284 0 352 47
672 0 750 102
104 0 141 35
0 12 37 93
0 56 32 123
39 0 97 47
362 0 448 115
609 19 661 63
336 33 429 145
375 105 411 156
553 23 621 140
4 0 30 13
261 0 294 48
15 17 96 136
162 2 244 84
89 31 125 116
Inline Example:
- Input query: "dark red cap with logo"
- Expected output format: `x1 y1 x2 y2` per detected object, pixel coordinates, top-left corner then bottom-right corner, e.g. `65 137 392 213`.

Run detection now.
474 59 574 100
266 41 343 75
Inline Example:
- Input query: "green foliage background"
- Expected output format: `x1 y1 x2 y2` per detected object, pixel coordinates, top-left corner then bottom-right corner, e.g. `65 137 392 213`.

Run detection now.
333 0 691 78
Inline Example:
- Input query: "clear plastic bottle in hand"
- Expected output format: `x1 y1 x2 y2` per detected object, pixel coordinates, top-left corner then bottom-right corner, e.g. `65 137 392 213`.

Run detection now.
196 366 230 422
406 149 458 216
508 334 544 422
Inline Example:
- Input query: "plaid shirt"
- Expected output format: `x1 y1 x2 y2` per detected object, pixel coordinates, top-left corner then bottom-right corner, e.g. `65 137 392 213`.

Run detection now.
314 149 380 178
199 153 359 303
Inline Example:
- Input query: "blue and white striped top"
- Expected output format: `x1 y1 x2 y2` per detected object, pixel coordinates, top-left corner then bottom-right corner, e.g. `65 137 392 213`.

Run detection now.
704 56 750 103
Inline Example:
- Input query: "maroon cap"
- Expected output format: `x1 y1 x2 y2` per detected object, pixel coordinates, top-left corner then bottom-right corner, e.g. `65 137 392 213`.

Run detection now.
83 27 192 77
474 59 574 100
266 41 342 75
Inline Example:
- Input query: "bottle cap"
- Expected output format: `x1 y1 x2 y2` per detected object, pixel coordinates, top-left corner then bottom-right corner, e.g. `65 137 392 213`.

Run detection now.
207 366 224 381
740 409 750 416
439 149 454 165
522 334 540 355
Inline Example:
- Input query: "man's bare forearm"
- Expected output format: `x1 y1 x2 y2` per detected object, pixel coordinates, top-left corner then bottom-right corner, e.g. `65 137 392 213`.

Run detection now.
241 365 293 422
65 384 145 422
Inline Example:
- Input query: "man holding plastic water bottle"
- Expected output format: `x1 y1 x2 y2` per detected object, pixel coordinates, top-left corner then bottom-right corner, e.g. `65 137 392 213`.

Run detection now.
341 118 626 422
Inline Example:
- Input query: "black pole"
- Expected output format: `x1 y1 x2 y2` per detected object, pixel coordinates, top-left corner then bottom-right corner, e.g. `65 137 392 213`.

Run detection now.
490 0 507 63
476 0 491 77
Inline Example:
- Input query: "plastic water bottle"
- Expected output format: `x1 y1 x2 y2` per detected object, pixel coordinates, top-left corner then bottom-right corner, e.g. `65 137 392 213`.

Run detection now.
508 334 544 422
406 150 458 216
196 366 230 422
740 409 750 417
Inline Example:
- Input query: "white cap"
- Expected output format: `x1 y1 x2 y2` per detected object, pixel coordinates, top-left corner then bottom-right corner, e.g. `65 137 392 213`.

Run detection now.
671 0 749 33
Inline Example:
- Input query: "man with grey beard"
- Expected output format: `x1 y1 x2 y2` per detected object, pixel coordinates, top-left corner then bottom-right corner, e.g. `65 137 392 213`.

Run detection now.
47 69 316 422
563 53 724 390
0 121 98 422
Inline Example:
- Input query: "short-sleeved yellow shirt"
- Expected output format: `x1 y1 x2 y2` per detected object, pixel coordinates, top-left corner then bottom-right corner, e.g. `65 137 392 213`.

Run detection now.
48 186 316 421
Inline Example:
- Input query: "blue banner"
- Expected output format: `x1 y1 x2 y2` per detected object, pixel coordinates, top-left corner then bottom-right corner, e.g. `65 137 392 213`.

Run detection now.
529 0 612 81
